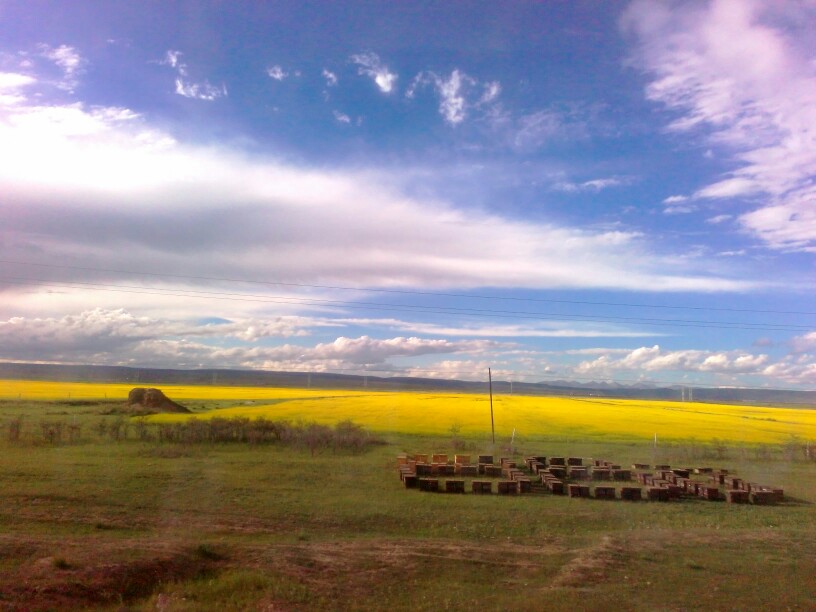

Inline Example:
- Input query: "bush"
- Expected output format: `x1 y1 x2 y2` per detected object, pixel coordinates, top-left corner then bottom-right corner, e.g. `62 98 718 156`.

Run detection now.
7 415 23 442
144 417 380 453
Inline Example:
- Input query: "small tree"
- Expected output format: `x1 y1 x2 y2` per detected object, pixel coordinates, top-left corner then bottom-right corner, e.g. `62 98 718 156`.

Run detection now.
449 423 464 451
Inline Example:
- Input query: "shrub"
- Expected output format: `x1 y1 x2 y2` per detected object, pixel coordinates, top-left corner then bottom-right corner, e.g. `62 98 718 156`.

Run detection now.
7 415 23 442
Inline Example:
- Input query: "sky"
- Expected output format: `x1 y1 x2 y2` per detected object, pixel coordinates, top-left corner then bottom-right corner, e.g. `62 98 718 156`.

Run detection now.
0 0 814 389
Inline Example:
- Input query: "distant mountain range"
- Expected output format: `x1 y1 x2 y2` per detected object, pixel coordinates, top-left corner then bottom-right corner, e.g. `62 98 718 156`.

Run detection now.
0 361 814 407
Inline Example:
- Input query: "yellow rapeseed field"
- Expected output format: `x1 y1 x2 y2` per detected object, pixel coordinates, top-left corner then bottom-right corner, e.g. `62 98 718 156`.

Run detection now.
3 379 814 443
158 392 815 443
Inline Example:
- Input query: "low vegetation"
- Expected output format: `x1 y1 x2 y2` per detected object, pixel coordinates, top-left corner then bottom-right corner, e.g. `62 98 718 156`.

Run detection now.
0 381 814 610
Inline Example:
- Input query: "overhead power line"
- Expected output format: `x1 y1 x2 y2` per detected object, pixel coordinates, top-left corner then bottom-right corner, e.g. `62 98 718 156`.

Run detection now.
1 258 814 316
0 276 812 332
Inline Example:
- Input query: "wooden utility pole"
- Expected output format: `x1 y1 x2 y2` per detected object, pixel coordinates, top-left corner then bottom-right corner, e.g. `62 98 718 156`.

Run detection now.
489 368 495 445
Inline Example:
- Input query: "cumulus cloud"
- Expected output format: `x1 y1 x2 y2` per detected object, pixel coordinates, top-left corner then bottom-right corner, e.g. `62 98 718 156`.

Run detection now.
574 344 773 378
790 331 816 354
350 52 397 93
0 71 35 106
0 307 502 370
0 308 326 361
162 49 226 100
332 110 351 124
623 0 816 251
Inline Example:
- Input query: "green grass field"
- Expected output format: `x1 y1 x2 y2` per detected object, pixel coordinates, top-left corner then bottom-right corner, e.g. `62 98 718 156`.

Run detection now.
1 388 815 610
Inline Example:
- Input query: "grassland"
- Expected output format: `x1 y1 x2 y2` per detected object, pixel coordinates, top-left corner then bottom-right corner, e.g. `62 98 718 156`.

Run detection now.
1 380 815 610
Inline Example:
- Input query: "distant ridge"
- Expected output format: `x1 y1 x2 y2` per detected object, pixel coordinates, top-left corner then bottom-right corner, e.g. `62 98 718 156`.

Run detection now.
0 361 814 407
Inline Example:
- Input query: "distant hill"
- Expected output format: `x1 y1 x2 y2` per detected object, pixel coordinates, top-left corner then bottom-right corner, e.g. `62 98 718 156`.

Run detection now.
0 361 813 407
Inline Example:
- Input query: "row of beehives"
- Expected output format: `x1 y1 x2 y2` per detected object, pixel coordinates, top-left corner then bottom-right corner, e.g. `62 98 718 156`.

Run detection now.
397 454 532 494
527 456 783 504
397 453 783 504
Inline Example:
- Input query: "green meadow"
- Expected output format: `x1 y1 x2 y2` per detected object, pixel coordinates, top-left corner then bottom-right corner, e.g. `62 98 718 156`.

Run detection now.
1 393 815 611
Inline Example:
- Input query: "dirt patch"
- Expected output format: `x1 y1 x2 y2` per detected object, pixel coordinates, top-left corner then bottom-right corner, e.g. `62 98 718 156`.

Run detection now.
550 535 627 588
1 544 218 611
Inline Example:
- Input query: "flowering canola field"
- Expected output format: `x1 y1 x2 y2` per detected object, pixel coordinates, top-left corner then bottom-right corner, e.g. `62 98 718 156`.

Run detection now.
3 379 814 443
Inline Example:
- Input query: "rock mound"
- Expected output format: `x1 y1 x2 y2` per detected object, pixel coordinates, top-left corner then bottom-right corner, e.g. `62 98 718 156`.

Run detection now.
127 388 190 413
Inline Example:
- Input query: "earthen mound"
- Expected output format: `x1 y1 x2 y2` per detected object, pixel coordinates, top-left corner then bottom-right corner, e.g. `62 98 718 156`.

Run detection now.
127 388 190 413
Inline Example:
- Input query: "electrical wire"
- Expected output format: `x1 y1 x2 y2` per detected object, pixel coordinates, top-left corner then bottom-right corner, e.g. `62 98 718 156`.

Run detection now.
1 276 811 332
2 259 813 316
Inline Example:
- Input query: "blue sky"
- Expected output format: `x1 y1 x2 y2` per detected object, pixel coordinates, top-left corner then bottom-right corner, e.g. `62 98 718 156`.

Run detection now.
0 0 814 388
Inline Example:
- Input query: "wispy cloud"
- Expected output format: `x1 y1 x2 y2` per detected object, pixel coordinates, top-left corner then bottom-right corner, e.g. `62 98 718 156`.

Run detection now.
163 49 226 100
407 69 501 125
350 52 397 93
663 205 697 215
623 0 816 252
38 44 84 92
266 65 288 81
504 104 600 151
553 177 631 193
322 68 338 87
332 110 351 124
333 318 662 338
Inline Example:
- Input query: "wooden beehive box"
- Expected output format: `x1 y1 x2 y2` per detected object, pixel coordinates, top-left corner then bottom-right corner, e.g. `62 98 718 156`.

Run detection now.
594 486 616 499
418 478 439 492
620 487 642 500
471 480 492 494
445 480 465 493
497 481 518 495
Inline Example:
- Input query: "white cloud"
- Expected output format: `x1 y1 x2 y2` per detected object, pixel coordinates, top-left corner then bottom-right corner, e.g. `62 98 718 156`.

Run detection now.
0 71 35 106
350 52 397 93
0 308 340 364
790 331 816 354
0 71 36 90
162 49 226 101
707 214 732 224
333 110 351 124
480 81 501 104
164 50 183 71
407 69 501 125
509 107 593 150
575 345 772 377
335 318 661 338
623 0 816 251
554 177 629 193
267 65 288 81
175 79 227 100
663 195 688 204
38 44 83 92
0 61 763 327
664 205 697 215
322 69 338 86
